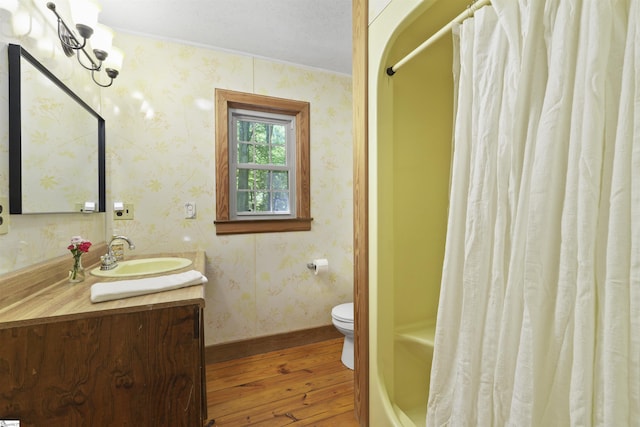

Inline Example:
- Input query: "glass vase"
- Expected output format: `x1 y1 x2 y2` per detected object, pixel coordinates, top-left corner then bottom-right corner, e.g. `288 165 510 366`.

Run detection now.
69 255 85 283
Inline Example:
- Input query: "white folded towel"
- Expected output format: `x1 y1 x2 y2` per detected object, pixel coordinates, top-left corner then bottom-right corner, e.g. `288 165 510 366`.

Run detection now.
90 269 208 303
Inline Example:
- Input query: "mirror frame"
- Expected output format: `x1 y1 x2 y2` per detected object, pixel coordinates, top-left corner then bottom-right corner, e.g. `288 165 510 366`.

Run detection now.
8 43 106 214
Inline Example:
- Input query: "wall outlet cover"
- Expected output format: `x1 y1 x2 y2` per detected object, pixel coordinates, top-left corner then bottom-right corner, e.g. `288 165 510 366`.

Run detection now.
114 203 134 220
0 197 9 235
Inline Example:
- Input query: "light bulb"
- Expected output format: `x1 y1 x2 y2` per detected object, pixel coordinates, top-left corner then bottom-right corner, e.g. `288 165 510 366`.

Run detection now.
91 23 113 59
11 9 30 36
104 46 123 71
0 0 18 13
69 0 100 37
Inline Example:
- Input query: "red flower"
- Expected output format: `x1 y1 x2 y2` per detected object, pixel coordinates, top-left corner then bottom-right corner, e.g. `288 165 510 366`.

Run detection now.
68 236 92 256
78 241 92 253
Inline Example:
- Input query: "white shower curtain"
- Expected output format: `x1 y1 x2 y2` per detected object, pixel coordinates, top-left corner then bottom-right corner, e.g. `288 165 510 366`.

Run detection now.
427 0 639 426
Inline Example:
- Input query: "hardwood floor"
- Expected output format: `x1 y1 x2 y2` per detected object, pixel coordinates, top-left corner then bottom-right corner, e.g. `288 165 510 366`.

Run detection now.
205 337 358 426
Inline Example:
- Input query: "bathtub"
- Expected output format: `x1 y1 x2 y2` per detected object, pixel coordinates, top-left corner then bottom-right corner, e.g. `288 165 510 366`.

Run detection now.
368 0 470 424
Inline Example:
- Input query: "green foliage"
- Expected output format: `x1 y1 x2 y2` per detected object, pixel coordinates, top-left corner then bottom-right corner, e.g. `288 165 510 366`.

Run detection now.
235 119 289 213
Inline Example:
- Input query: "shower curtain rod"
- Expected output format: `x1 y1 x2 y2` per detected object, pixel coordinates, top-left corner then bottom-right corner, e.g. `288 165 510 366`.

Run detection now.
386 0 491 76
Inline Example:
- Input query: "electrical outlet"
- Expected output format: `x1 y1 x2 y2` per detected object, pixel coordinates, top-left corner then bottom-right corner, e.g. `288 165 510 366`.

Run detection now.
114 203 134 220
185 202 196 219
0 197 8 234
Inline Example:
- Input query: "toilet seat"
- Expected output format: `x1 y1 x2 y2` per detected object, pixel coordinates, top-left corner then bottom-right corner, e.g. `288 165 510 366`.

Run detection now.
332 302 354 323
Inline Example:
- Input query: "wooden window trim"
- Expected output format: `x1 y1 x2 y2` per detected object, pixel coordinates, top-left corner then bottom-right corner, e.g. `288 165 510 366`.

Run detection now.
214 89 312 235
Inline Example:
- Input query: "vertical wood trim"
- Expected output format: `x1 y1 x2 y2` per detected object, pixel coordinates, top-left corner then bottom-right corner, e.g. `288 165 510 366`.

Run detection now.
215 89 230 221
296 104 311 219
352 0 369 425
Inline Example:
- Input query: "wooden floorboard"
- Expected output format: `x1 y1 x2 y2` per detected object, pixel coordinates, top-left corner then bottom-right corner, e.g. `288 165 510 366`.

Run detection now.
205 337 358 426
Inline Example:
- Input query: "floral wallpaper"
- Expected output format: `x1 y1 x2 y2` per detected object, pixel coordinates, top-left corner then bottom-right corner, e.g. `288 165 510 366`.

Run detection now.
0 2 105 274
0 2 353 346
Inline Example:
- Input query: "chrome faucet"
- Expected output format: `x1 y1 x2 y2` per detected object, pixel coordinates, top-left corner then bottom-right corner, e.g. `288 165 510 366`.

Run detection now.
100 235 136 270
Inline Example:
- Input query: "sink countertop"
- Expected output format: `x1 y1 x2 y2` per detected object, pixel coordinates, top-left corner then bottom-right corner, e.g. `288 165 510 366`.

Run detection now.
0 245 206 329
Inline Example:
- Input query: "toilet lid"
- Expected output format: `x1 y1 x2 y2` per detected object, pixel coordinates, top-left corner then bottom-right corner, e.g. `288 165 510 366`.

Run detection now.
332 302 354 323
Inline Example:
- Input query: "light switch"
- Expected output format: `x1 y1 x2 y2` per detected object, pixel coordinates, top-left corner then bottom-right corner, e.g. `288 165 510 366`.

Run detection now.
185 202 196 219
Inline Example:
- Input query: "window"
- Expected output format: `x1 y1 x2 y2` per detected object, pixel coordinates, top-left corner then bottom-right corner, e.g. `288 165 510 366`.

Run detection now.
214 89 312 235
231 110 295 218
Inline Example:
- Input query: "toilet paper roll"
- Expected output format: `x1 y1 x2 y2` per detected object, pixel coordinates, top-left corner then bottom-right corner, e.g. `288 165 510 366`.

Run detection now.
313 259 329 275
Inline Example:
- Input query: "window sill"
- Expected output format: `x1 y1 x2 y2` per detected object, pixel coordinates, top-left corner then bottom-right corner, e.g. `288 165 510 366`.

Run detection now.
214 218 313 235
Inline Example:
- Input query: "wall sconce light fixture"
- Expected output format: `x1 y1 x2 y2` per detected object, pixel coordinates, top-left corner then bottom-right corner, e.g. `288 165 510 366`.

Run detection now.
46 0 123 87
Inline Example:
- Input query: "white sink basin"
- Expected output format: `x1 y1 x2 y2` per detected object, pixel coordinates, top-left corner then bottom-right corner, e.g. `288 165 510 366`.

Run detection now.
90 257 193 278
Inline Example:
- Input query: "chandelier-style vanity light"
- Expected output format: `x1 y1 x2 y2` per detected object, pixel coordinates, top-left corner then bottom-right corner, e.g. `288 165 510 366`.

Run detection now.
46 0 123 87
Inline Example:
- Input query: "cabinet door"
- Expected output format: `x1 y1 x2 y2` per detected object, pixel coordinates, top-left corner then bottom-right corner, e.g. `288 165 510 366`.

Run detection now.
0 313 149 426
0 306 204 426
147 305 204 426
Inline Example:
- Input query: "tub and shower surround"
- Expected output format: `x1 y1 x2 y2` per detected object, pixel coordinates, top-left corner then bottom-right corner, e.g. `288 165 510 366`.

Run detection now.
367 0 640 425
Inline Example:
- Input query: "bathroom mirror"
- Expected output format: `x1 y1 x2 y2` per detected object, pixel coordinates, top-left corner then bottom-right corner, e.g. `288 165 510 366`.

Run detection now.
8 44 105 214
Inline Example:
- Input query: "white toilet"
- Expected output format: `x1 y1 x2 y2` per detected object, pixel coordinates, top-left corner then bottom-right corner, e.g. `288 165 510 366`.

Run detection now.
331 302 354 370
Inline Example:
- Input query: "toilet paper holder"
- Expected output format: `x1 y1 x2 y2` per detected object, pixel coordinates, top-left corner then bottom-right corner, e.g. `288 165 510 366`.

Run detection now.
306 259 329 275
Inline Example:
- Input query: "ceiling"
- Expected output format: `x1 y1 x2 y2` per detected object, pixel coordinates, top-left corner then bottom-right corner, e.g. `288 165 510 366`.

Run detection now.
98 0 353 75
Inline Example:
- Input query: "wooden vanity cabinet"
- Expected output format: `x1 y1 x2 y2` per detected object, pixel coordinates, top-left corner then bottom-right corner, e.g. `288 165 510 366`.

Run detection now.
0 303 206 426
